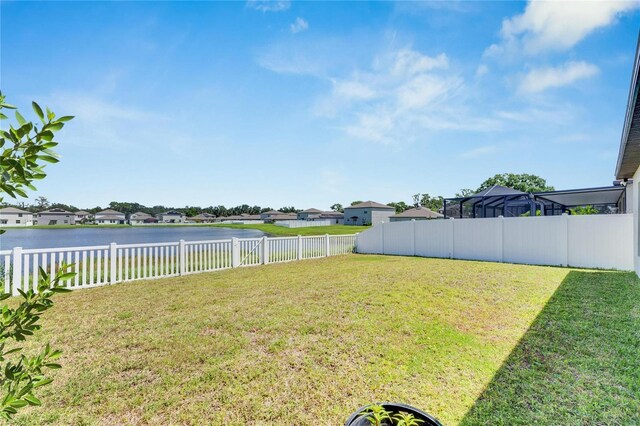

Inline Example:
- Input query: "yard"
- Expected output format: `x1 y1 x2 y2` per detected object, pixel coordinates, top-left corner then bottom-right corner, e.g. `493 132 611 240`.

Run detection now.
12 255 639 425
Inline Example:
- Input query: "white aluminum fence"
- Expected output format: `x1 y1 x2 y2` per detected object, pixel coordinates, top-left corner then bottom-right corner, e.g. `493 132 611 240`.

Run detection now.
275 220 332 228
356 214 634 271
0 234 357 295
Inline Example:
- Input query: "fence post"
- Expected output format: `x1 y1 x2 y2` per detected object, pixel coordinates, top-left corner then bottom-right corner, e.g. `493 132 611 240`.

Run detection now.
411 219 416 256
498 216 504 263
449 218 455 259
232 238 240 268
109 242 117 284
325 234 330 257
561 213 569 267
380 222 385 255
297 235 303 260
11 247 22 296
262 236 269 264
179 240 186 275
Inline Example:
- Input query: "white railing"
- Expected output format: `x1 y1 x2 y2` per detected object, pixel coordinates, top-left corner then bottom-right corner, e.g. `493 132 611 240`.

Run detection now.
0 234 357 295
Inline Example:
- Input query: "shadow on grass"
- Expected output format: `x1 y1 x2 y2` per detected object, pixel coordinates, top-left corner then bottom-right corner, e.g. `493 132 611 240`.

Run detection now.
460 270 640 426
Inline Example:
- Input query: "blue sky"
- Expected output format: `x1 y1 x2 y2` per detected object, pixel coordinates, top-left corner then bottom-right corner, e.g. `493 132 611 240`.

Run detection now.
2 1 639 209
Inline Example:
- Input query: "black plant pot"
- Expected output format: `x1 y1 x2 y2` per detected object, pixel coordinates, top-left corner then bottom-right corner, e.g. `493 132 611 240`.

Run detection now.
345 402 443 426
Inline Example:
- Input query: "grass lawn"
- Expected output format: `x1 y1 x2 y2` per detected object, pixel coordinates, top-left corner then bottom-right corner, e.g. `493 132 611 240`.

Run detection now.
210 223 368 236
12 255 639 425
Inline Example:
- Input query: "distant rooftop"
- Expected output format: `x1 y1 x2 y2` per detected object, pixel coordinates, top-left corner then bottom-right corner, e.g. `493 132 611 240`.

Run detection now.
0 207 31 214
96 209 125 215
346 201 394 209
392 207 443 219
39 208 73 214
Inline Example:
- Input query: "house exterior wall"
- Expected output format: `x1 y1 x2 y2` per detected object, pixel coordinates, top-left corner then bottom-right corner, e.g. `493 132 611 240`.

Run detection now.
37 213 75 225
625 182 634 213
371 209 393 225
633 169 640 276
95 218 125 224
75 214 91 223
343 207 393 226
0 212 33 226
158 214 185 223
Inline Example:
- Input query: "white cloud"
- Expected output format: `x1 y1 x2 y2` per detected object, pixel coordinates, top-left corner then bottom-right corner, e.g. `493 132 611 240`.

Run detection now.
475 64 489 77
460 145 496 159
332 80 377 100
519 61 599 93
246 0 290 13
312 48 501 144
261 45 504 144
486 0 640 56
290 17 308 34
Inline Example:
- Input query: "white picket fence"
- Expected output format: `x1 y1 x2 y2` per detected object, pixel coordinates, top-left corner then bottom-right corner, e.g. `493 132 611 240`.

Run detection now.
356 214 634 271
0 234 357 295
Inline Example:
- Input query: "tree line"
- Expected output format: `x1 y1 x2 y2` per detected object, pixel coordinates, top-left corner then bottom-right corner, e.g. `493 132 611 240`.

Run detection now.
2 173 556 217
1 197 302 218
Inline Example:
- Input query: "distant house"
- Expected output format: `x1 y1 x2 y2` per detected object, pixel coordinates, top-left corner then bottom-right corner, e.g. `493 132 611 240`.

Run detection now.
343 201 394 226
190 213 216 223
316 211 344 224
389 206 444 222
0 207 34 227
74 210 92 223
36 208 75 225
156 210 185 224
260 210 282 220
129 212 157 225
298 208 344 224
264 213 297 223
220 213 263 223
297 208 323 220
94 209 126 224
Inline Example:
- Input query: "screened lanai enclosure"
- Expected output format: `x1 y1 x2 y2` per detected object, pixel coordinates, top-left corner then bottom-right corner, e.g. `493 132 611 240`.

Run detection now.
443 184 627 219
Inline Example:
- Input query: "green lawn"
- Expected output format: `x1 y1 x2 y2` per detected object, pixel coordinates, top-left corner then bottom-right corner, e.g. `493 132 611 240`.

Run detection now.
11 255 639 425
210 223 368 236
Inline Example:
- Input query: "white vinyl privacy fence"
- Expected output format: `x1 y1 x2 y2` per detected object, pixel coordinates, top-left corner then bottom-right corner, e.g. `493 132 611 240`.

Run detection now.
356 214 633 271
1 234 357 295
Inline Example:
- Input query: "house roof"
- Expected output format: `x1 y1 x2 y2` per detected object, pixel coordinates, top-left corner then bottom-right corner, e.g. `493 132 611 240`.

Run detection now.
270 214 297 220
471 185 527 198
262 210 281 215
192 213 216 218
533 185 626 207
392 207 444 219
346 201 394 210
616 33 640 179
74 210 91 215
0 207 32 214
97 215 125 220
159 210 184 216
319 211 344 217
301 208 323 213
130 212 152 218
39 208 72 214
96 209 124 216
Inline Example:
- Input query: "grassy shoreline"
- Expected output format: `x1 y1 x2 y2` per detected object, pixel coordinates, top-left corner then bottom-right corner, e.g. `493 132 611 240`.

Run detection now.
0 223 367 237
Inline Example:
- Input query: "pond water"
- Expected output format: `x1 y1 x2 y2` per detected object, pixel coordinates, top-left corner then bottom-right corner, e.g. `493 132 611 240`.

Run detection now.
0 226 266 250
